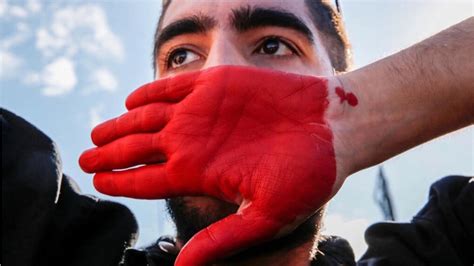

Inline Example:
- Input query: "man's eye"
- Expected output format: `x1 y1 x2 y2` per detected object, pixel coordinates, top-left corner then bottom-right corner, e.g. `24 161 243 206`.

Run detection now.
256 38 296 56
167 49 200 69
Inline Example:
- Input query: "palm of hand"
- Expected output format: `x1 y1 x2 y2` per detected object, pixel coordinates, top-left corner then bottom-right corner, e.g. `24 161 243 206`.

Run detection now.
164 67 335 214
79 66 336 265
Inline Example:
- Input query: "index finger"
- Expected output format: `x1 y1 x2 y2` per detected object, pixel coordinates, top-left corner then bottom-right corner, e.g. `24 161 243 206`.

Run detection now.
126 70 201 110
91 102 173 146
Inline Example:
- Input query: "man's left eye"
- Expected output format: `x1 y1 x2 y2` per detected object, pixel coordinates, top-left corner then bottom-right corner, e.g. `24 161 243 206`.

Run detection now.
255 37 296 56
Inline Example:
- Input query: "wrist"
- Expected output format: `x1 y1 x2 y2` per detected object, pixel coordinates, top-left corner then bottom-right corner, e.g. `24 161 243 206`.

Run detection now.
324 75 362 181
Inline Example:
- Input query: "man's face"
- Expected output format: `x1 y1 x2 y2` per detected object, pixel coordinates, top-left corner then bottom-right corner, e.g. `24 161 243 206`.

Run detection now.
156 0 334 244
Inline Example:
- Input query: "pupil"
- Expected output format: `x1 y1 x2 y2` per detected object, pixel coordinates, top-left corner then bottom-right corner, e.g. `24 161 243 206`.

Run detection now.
263 39 279 54
173 50 187 65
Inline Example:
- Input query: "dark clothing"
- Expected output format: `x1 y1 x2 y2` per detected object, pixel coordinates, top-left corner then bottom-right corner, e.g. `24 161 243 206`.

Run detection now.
358 175 474 266
2 108 473 266
120 234 357 266
1 109 138 266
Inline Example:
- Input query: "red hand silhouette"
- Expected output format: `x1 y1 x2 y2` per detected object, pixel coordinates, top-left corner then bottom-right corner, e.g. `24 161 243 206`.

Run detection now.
79 66 337 265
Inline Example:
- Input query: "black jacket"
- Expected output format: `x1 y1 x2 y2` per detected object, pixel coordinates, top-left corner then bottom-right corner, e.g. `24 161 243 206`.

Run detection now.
358 175 473 266
2 108 138 266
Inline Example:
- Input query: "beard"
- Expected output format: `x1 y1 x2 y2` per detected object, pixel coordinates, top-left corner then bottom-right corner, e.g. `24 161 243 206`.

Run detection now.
166 196 238 243
166 196 324 259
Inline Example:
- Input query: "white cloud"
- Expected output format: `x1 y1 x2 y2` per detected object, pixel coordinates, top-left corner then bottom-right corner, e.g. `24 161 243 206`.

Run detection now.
28 57 78 96
0 0 40 18
322 213 370 259
1 22 30 50
36 27 66 57
26 0 41 13
89 104 104 129
0 49 22 79
36 4 124 60
2 2 123 97
0 0 7 16
93 68 118 92
9 5 27 18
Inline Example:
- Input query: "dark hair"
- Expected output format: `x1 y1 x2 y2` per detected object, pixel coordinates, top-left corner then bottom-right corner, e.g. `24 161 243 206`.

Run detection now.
153 0 351 73
304 0 351 72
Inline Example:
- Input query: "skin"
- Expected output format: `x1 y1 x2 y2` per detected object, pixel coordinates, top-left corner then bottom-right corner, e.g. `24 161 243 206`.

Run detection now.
335 17 474 173
79 0 474 265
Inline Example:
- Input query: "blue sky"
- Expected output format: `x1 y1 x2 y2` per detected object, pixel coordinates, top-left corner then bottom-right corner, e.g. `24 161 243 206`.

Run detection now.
1 0 472 258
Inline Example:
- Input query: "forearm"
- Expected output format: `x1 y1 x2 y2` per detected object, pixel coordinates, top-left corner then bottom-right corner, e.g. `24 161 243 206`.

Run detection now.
332 17 474 174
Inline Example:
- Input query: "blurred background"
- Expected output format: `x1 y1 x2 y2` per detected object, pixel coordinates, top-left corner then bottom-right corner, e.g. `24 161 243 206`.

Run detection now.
1 0 472 258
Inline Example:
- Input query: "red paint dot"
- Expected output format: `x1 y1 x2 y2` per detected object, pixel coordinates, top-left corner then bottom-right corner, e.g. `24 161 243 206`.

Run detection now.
335 87 346 103
346 93 358 106
334 86 358 107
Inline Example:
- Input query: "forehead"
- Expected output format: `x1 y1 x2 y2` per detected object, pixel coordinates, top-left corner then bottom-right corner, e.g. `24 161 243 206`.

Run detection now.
162 0 312 29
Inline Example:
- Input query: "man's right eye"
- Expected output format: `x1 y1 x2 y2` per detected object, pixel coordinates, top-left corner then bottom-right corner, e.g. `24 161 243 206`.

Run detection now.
167 48 201 69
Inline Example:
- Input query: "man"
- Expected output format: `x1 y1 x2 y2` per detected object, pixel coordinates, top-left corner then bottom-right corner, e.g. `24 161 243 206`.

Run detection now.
82 1 354 264
81 1 354 264
79 0 473 265
3 1 473 266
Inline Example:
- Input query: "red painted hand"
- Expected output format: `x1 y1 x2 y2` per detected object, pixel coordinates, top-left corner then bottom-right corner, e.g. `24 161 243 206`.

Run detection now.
79 66 340 265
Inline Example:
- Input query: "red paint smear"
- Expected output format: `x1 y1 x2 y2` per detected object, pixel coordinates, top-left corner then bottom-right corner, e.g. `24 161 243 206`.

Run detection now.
335 86 358 106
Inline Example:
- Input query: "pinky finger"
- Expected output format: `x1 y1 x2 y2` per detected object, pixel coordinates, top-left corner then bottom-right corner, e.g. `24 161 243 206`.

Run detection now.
93 164 200 199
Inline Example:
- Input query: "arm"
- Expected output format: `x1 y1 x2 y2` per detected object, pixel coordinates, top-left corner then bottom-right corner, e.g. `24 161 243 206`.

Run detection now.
330 17 474 176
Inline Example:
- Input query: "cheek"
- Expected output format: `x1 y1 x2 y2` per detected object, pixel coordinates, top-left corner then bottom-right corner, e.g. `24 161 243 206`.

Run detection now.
250 59 306 73
297 59 333 77
255 59 331 77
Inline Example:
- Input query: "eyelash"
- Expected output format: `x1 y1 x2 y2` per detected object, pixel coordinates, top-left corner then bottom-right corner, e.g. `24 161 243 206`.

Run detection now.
162 35 300 70
254 36 300 56
159 45 199 70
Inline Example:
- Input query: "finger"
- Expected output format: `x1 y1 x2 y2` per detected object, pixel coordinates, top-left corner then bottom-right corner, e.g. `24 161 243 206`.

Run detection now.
91 103 174 146
175 205 282 266
79 133 166 173
93 164 201 199
126 70 201 110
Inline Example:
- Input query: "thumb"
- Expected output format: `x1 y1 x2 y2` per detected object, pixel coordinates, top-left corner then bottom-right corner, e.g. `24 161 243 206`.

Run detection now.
175 204 282 266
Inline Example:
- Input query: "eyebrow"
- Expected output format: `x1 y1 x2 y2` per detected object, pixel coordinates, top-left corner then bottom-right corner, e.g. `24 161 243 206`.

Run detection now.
153 6 314 72
231 6 314 43
154 14 217 59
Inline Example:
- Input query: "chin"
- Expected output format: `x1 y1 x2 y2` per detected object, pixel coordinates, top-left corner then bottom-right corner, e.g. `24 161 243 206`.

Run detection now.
166 196 238 243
